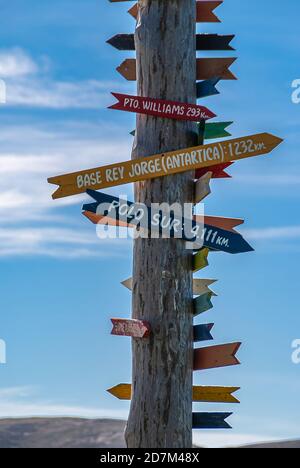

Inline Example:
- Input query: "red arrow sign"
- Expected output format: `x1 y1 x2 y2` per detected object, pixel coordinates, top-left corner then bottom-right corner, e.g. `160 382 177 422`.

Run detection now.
195 162 234 179
111 318 151 338
194 343 241 371
109 93 216 122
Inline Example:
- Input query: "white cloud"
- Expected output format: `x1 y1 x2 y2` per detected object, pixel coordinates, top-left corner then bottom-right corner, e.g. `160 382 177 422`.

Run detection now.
244 226 300 241
0 48 131 109
0 48 38 77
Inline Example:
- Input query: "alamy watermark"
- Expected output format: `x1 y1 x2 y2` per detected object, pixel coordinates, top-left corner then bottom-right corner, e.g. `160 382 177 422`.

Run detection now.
0 79 6 104
291 79 300 104
291 339 300 364
0 339 6 364
93 196 205 250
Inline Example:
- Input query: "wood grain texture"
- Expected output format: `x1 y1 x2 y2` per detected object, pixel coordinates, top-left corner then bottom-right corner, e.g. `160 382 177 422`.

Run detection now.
125 0 196 449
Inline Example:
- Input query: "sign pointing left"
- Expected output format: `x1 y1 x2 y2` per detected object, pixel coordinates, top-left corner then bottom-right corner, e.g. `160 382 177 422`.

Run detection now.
111 318 151 338
109 93 216 122
107 384 240 404
107 34 235 51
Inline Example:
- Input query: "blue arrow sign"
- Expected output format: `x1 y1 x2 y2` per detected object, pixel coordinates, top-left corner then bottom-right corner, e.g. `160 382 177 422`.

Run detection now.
197 77 221 99
83 190 254 255
193 324 214 342
193 293 214 317
193 413 232 429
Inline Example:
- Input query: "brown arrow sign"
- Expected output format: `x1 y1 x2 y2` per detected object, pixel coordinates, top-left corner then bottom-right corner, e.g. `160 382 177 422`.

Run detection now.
127 1 223 23
117 58 237 81
194 343 241 371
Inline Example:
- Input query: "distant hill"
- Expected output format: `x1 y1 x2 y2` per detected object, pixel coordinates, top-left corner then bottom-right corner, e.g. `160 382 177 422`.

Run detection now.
0 418 299 448
0 418 126 448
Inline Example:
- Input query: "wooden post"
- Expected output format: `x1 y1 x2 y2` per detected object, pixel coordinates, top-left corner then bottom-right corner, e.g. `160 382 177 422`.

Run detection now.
125 0 197 449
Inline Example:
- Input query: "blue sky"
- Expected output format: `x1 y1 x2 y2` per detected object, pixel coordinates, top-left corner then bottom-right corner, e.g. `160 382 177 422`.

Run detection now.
0 0 300 448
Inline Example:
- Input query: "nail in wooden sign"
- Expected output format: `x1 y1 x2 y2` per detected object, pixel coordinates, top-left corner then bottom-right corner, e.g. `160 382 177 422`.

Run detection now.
111 318 151 338
121 277 217 297
193 413 232 429
194 293 214 316
193 323 214 342
48 133 283 199
83 191 254 254
117 58 237 81
194 343 241 371
127 1 223 23
109 92 216 122
107 384 240 404
107 34 234 51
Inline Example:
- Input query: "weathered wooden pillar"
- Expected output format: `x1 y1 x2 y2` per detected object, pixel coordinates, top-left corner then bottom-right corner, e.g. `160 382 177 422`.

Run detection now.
125 0 197 449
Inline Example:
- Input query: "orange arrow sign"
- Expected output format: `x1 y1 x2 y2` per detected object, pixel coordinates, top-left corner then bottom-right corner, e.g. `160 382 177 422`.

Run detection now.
48 133 283 199
117 58 237 81
107 384 240 403
194 343 241 371
128 1 223 23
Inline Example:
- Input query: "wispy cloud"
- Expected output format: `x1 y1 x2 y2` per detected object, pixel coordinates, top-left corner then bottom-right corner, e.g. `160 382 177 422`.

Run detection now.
0 48 129 109
244 226 300 241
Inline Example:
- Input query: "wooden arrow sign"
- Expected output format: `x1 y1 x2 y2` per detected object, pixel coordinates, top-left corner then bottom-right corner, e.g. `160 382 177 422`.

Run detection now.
111 318 151 338
194 343 241 371
197 78 221 99
193 413 232 429
193 386 240 404
193 248 209 273
194 293 214 316
121 277 217 297
108 34 234 51
117 58 237 81
194 172 212 203
109 92 216 122
194 216 244 233
83 191 254 254
202 122 233 140
107 384 239 404
128 1 223 23
193 324 214 342
48 134 283 199
195 162 234 180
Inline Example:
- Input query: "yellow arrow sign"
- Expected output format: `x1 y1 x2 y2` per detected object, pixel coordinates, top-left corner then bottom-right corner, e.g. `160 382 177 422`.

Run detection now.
122 277 217 296
107 384 240 403
193 248 209 273
48 133 283 199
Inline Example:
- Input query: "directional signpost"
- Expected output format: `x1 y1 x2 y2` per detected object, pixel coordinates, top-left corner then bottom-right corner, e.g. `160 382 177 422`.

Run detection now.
47 0 284 447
